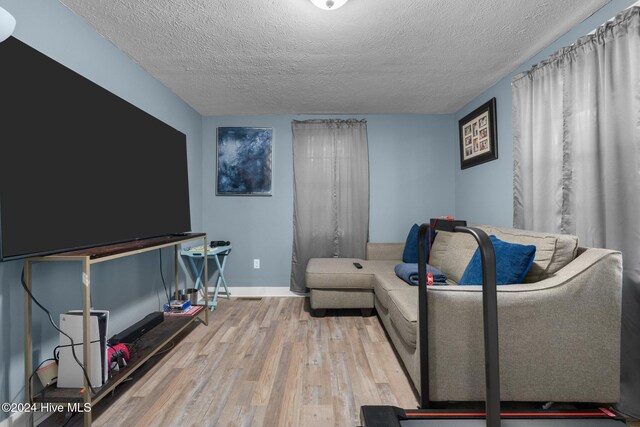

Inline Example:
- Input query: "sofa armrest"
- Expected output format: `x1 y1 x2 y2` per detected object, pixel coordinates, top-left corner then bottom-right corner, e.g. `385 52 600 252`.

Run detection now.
366 242 404 260
425 247 622 402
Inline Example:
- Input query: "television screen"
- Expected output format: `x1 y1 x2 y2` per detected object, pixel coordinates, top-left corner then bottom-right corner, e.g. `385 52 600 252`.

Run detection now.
0 37 191 261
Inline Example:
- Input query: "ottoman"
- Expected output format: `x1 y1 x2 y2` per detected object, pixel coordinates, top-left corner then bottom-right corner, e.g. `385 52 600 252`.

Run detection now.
305 258 375 316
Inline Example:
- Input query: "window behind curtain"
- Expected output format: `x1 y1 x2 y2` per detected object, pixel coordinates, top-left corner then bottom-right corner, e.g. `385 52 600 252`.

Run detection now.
512 7 640 417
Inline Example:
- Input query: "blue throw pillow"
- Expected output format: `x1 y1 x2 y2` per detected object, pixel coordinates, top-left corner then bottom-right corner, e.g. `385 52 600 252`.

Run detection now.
402 224 431 263
459 235 536 285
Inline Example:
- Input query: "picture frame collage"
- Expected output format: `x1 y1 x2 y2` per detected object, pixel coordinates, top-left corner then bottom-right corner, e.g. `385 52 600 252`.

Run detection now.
458 98 498 169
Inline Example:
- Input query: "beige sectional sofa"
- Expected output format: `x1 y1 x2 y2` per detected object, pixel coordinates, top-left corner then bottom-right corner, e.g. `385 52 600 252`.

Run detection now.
306 225 623 403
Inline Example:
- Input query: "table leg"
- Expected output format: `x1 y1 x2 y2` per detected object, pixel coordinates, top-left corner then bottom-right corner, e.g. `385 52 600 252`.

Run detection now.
187 257 205 290
216 252 231 299
210 251 231 310
24 260 34 427
203 237 209 325
82 258 92 426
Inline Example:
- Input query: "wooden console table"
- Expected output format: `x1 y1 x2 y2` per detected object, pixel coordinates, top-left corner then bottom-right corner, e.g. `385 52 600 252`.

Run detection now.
23 233 208 426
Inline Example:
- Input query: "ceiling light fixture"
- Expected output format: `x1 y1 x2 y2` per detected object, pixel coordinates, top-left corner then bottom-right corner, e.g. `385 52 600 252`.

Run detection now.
0 6 16 42
310 0 349 11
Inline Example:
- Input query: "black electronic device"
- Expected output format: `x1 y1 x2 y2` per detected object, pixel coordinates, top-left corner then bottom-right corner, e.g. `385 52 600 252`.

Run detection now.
107 312 164 346
361 405 626 426
0 37 191 261
210 240 231 248
361 224 627 426
353 262 363 269
430 217 467 232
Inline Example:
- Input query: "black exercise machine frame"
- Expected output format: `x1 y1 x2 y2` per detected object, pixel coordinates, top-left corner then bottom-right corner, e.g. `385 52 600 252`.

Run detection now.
417 224 501 425
360 223 626 426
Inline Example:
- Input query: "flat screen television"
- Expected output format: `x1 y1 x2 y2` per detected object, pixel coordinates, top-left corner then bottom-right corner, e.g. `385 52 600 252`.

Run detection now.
0 37 191 261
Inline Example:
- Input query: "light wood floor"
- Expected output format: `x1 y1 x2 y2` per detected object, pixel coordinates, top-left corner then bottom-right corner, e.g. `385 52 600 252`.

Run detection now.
45 296 640 426
72 297 417 426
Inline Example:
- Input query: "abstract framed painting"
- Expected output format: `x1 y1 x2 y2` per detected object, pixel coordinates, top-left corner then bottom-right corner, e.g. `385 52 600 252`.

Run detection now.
216 127 273 196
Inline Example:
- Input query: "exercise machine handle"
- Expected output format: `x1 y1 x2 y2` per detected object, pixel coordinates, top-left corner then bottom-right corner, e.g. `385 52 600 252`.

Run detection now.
418 224 501 427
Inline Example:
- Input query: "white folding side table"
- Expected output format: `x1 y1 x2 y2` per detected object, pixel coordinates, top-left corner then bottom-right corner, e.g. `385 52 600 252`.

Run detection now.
180 244 232 310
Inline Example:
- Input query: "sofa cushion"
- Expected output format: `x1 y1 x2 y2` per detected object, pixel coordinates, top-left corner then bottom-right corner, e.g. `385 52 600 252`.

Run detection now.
368 260 403 275
387 287 419 348
367 242 405 261
429 225 579 283
459 235 536 285
373 272 411 311
305 258 374 289
479 225 578 282
428 231 478 283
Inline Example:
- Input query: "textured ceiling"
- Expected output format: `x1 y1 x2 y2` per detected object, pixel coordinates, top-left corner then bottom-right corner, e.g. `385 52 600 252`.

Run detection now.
59 0 611 116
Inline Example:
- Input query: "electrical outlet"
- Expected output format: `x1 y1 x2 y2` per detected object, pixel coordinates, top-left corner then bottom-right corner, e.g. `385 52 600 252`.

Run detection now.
253 259 260 269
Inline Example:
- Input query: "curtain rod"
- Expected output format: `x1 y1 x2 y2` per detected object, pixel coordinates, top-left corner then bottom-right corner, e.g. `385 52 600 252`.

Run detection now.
292 119 367 124
512 6 639 84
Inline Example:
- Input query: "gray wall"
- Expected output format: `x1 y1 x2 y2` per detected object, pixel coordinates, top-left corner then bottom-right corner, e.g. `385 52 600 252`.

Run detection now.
202 114 456 287
0 0 203 418
453 0 639 227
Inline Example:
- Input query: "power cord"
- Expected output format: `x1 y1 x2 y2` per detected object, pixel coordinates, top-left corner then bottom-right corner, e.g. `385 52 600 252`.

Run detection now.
53 341 101 363
150 341 175 357
27 358 57 406
21 268 95 396
158 249 171 306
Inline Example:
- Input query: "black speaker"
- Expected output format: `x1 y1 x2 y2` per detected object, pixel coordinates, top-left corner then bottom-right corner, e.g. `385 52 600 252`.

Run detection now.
107 312 164 346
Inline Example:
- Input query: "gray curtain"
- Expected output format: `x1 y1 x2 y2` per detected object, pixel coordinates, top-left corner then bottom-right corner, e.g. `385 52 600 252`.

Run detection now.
290 119 369 293
513 7 640 417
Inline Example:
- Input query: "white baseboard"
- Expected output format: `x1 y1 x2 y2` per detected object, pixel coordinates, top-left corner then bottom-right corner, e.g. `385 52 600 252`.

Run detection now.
206 286 306 297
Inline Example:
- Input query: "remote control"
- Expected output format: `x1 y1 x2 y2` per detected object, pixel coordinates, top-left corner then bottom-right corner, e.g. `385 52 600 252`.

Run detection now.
353 262 363 269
